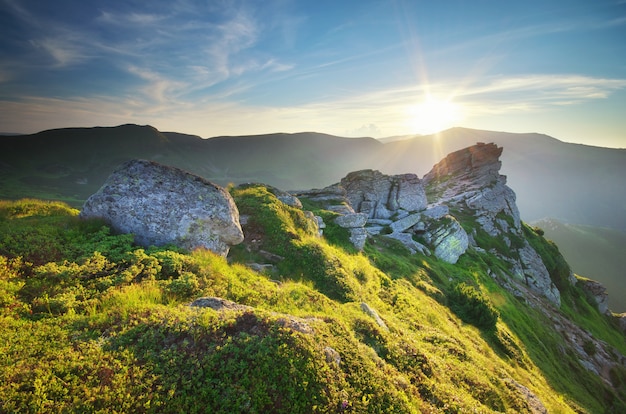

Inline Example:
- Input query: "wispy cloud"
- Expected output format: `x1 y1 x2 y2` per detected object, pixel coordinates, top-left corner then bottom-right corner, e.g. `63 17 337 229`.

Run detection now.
29 34 89 67
456 75 626 110
97 11 168 26
2 71 625 138
126 66 187 104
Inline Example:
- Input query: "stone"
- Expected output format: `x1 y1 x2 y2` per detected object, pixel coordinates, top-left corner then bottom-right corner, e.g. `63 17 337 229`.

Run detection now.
428 215 469 264
365 226 384 235
276 316 315 334
395 173 427 211
324 346 342 366
190 297 252 311
349 228 369 250
334 213 368 228
504 379 548 414
360 302 388 331
315 216 326 236
424 143 520 235
385 232 430 255
294 184 347 205
367 218 393 226
422 204 449 220
277 194 302 208
518 243 561 306
389 213 421 233
578 278 609 314
424 142 502 190
80 159 244 256
341 169 427 219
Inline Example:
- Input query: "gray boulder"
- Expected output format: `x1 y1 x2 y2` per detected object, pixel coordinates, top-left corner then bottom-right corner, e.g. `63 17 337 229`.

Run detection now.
80 159 244 256
349 228 369 250
385 232 430 255
428 215 469 264
389 213 421 233
334 213 368 228
190 297 252 311
360 302 388 331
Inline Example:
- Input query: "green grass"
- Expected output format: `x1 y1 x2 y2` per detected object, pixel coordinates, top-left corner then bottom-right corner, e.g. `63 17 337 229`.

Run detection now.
0 197 624 413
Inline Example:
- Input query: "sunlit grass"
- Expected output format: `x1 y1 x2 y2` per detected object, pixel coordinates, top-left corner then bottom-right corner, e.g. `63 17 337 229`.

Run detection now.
0 197 623 412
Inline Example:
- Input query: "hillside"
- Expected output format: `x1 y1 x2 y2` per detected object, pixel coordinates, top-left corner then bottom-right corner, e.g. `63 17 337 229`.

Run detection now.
533 218 626 313
1 143 625 412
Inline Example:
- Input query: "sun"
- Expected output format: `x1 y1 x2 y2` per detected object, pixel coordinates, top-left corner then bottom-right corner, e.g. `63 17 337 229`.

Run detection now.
407 95 463 135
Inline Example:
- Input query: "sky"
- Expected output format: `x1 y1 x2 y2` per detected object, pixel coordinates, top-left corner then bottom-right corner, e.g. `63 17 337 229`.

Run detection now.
1 0 625 148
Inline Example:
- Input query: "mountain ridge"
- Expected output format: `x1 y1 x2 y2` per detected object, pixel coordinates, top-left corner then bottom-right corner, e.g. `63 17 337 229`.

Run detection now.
1 123 624 231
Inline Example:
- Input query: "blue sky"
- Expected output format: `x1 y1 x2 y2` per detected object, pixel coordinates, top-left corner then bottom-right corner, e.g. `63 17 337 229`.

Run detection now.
1 0 625 147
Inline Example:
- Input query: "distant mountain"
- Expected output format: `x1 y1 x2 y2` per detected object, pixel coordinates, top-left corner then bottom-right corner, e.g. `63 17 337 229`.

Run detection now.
532 218 626 313
1 124 624 231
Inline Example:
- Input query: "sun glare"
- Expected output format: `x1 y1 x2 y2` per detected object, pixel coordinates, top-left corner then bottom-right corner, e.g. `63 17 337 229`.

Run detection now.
407 96 463 135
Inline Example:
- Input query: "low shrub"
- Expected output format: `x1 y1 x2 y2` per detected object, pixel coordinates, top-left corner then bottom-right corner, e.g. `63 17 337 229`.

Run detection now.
448 282 499 330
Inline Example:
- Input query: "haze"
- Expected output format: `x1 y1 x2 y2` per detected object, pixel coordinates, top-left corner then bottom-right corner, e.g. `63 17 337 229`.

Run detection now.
1 0 625 148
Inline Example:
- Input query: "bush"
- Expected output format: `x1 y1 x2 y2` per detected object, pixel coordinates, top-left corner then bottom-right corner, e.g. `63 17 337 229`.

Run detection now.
448 283 499 330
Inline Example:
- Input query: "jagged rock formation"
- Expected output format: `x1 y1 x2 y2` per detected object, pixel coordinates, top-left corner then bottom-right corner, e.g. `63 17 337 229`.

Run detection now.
340 170 427 219
423 143 561 306
294 143 563 305
80 159 244 256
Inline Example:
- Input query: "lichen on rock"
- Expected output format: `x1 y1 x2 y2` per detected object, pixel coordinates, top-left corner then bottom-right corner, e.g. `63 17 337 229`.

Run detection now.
80 159 244 256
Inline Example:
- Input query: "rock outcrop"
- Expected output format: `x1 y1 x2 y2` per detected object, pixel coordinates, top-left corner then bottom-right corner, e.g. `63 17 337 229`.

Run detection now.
423 143 560 306
340 170 427 219
80 159 244 256
296 167 469 263
578 278 610 315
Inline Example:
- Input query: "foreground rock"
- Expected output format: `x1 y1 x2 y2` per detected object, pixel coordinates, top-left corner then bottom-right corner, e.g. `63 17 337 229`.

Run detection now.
80 159 244 256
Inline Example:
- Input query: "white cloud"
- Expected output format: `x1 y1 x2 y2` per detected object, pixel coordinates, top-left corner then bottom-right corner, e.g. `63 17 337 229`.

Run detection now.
30 35 88 67
346 124 383 138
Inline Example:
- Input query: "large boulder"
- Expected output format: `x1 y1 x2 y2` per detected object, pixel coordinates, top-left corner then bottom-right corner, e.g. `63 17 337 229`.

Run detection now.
80 159 244 256
427 215 469 264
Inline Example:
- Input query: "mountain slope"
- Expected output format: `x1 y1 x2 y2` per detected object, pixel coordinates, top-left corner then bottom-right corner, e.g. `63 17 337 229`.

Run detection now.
1 177 625 412
533 218 626 313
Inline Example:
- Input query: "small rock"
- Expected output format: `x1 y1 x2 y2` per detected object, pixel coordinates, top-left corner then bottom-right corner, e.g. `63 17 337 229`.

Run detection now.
190 297 252 311
360 302 389 331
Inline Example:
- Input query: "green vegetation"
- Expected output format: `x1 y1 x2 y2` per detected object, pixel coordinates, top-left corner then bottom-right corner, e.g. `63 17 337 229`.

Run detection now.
534 218 626 313
1 196 625 413
448 282 499 330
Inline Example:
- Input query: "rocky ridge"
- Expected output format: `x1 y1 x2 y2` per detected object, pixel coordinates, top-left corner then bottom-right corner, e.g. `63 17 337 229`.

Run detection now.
295 142 559 306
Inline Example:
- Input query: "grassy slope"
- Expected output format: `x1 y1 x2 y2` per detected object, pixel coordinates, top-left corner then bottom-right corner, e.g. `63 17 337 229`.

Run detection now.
532 218 626 313
1 197 625 413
